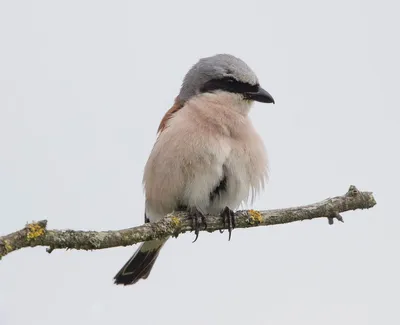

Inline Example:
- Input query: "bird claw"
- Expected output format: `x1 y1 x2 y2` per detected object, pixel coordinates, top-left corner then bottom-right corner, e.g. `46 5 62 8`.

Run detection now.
189 208 207 243
328 212 344 225
220 206 236 241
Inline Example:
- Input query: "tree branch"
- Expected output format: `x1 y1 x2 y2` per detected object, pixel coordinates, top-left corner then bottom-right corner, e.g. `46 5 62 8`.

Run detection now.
0 185 376 260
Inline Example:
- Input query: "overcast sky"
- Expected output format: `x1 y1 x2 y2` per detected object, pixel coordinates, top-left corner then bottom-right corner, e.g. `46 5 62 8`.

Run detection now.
0 1 398 324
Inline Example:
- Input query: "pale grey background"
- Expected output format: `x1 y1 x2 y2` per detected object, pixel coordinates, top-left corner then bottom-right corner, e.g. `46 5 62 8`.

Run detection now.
0 1 398 324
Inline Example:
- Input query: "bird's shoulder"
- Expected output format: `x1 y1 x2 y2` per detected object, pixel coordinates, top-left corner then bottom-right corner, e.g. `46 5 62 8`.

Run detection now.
157 99 183 134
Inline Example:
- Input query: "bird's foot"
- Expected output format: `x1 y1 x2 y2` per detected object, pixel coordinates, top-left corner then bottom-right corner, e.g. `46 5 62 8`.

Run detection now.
219 206 236 241
327 212 344 225
189 207 207 243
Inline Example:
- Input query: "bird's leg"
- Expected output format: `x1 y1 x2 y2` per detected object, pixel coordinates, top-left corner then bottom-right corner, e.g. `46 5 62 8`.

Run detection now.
220 206 236 241
188 207 207 243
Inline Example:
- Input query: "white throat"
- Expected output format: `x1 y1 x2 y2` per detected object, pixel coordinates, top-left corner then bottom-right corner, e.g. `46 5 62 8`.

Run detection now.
195 91 253 116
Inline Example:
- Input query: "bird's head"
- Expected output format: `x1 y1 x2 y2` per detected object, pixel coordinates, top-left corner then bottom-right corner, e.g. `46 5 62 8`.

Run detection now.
177 54 274 106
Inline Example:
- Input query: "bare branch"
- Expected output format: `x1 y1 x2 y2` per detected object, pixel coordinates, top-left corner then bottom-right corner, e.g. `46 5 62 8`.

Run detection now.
0 185 376 260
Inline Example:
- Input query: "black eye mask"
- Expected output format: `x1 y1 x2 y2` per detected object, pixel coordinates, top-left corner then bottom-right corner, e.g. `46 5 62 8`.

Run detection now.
200 77 260 95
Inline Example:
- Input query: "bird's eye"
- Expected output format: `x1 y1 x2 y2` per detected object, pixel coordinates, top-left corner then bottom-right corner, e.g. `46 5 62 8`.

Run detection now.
226 77 236 83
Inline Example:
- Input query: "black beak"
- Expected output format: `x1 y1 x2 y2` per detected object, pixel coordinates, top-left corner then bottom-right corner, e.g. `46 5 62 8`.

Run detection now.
245 87 275 104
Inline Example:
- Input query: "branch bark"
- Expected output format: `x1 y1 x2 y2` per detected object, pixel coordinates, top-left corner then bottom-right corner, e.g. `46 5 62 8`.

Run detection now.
0 185 376 260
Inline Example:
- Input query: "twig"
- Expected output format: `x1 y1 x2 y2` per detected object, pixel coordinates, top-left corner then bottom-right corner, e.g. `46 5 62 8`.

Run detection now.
0 185 376 260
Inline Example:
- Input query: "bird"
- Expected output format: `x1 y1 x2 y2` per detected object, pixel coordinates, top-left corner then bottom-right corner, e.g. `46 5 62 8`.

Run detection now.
113 54 274 285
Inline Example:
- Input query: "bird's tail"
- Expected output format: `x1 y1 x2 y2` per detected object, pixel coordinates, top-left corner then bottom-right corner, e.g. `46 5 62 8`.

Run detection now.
113 238 167 285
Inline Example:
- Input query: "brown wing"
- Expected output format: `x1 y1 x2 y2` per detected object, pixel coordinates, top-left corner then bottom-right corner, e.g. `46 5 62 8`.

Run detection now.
157 98 184 133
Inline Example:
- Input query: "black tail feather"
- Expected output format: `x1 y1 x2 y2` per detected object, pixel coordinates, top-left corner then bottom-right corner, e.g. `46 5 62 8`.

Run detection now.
114 240 164 285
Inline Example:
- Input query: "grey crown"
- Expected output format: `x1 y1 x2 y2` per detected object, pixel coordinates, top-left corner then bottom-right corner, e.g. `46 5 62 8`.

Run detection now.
178 54 259 103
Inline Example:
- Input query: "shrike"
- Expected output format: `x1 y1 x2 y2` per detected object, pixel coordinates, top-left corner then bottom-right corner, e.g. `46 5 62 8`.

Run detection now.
114 54 274 285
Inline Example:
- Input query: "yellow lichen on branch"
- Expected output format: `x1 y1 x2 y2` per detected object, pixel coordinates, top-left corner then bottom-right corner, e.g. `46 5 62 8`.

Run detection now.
248 209 263 225
27 222 46 240
171 216 181 227
3 240 13 253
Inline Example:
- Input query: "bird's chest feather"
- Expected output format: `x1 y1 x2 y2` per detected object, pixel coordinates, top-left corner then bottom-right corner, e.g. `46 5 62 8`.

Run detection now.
209 128 268 212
